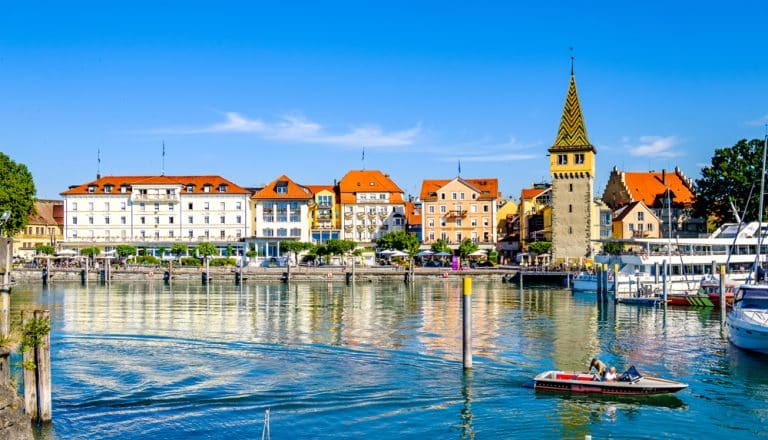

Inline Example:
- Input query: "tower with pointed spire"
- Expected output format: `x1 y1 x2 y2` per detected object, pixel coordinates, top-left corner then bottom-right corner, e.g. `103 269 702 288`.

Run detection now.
548 66 597 261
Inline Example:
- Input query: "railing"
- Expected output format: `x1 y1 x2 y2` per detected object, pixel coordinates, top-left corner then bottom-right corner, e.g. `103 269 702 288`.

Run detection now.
132 194 179 203
445 210 467 218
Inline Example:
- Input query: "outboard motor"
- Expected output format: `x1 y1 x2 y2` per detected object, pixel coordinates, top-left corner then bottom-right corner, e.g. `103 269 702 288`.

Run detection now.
163 271 171 283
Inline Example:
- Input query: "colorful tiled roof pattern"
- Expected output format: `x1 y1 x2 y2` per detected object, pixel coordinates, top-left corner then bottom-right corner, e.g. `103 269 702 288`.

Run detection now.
252 175 312 199
338 170 404 204
624 171 694 207
61 175 250 195
419 177 499 201
549 74 594 152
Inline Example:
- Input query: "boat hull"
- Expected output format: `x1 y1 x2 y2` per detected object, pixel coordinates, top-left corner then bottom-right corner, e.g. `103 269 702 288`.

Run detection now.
533 371 687 395
727 313 768 354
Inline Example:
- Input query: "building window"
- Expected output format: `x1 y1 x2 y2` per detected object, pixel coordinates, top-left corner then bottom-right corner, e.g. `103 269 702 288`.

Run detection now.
428 205 435 214
72 202 78 211
88 216 94 224
204 202 210 210
140 230 146 239
441 193 445 200
440 218 447 227
186 185 195 192
483 204 489 212
188 203 193 210
220 202 226 210
204 216 210 224
290 202 300 222
188 216 193 224
169 230 174 238
637 211 645 221
155 216 160 224
460 192 465 200
471 205 477 213
263 203 274 222
557 154 568 165
140 217 146 224
456 219 462 227
263 228 274 237
648 224 654 232
452 192 457 200
168 203 174 211
569 226 573 234
428 219 434 227
429 232 435 241
155 231 160 239
220 216 226 224
236 230 242 238
203 185 211 193
236 215 241 224
220 230 226 238
277 228 288 237
121 202 126 210
169 216 174 224
105 216 110 225
457 232 462 242
89 202 94 211
154 202 160 211
72 217 78 225
189 230 194 238
440 205 446 214
569 204 572 213
290 228 301 237
569 183 573 192
471 218 477 227
575 153 585 164
218 184 227 192
628 224 634 232
483 218 489 226
121 216 126 225
204 230 210 238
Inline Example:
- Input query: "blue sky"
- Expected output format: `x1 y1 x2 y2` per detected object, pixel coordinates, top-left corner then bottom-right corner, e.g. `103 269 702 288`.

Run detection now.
2 2 767 200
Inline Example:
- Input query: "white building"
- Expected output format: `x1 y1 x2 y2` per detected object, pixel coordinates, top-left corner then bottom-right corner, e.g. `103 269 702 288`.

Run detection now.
338 170 405 243
249 175 312 264
60 175 251 255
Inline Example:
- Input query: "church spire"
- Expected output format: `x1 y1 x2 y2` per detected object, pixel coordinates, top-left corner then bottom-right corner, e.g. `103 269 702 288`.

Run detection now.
549 69 594 152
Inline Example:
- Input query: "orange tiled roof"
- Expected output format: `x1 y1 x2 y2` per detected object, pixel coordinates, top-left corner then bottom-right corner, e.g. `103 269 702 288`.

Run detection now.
252 175 312 200
404 201 422 225
304 185 335 195
623 171 694 207
61 175 251 195
521 187 546 200
338 170 404 204
419 177 499 201
27 201 62 226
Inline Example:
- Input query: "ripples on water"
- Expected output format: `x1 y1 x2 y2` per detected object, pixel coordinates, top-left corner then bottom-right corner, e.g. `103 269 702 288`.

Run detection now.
9 280 768 439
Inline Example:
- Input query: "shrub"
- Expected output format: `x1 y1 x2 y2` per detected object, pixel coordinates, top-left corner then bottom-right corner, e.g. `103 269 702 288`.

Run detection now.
209 258 236 267
135 255 159 266
181 257 202 267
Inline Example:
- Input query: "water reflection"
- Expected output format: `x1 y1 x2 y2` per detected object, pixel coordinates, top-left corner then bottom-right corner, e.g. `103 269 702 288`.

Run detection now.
5 281 768 439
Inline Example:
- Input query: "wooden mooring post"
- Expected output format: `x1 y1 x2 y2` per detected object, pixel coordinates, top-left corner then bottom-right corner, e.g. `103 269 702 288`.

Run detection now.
22 309 52 423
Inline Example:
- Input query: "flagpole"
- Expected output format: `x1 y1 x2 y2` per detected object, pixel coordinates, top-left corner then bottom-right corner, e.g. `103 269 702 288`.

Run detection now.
162 141 166 176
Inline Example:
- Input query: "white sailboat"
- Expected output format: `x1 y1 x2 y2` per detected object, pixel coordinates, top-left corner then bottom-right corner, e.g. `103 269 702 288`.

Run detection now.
727 133 768 353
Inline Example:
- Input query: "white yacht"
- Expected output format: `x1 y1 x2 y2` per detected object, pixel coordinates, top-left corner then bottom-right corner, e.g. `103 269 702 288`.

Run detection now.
726 284 768 353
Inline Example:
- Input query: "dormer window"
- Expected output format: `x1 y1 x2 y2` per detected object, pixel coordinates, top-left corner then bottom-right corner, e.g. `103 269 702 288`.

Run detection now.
203 184 212 193
87 185 96 193
218 184 228 193
276 181 288 194
186 184 195 193
120 185 129 193
104 185 113 193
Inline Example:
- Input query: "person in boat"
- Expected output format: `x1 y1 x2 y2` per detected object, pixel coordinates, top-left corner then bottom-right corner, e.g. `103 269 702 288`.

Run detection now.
589 358 607 379
605 366 617 381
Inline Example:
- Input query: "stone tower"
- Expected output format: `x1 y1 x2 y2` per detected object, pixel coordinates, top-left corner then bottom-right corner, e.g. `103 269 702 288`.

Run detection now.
548 69 596 262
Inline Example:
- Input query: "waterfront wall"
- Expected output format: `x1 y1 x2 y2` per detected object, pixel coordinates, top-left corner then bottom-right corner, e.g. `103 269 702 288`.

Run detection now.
10 267 526 284
0 381 33 440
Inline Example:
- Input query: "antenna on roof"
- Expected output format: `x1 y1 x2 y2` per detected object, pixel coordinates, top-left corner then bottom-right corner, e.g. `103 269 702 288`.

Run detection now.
97 148 101 179
570 47 575 75
162 141 166 176
458 159 462 177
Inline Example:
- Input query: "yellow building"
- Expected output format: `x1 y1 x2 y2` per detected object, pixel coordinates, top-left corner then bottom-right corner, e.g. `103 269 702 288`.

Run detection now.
420 177 499 247
305 185 341 244
13 199 64 260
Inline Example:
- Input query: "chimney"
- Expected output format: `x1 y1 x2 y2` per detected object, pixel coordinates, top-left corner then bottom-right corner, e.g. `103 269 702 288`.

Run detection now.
661 169 666 184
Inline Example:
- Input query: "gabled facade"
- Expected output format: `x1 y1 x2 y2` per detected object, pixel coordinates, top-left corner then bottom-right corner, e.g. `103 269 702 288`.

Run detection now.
404 200 423 241
519 184 552 252
306 184 341 244
250 175 312 259
60 175 251 254
338 170 405 243
602 166 705 238
13 199 64 260
419 177 499 247
611 200 661 239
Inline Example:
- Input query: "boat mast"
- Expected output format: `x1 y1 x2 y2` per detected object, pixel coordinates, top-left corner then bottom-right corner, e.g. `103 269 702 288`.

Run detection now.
756 131 768 282
667 187 672 289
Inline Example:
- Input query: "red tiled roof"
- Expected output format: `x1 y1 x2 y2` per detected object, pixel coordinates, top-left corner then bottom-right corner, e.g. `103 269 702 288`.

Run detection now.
521 187 546 200
338 170 404 204
612 201 643 222
623 171 694 207
305 185 335 195
419 177 499 201
252 175 312 200
27 200 62 226
61 175 250 195
404 201 422 225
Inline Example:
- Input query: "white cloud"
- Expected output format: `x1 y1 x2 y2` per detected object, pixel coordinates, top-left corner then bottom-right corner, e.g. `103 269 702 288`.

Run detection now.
434 137 541 162
624 135 682 158
745 114 768 126
152 112 420 148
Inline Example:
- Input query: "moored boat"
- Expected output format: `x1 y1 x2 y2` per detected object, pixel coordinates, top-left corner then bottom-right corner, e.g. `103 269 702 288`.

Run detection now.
726 284 768 354
533 366 688 395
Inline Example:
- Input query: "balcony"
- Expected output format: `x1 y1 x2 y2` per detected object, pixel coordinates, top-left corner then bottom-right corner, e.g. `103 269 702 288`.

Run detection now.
356 212 365 220
131 193 179 203
445 210 467 218
344 212 353 219
367 212 377 219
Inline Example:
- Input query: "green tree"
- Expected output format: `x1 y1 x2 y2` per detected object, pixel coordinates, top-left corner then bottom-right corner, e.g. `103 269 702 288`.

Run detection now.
458 239 479 258
430 239 451 254
225 244 234 257
0 152 36 237
80 246 101 263
34 244 55 256
694 138 766 226
314 244 330 264
377 230 420 255
157 246 167 259
528 241 552 255
325 239 357 257
602 241 625 255
280 241 314 265
170 243 188 258
197 242 218 258
115 245 137 258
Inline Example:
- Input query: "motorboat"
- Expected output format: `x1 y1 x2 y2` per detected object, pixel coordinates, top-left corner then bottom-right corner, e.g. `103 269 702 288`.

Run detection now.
572 272 614 292
533 366 688 395
726 284 768 354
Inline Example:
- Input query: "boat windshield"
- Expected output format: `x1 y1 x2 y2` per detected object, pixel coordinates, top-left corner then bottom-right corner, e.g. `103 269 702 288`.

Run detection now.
735 287 768 309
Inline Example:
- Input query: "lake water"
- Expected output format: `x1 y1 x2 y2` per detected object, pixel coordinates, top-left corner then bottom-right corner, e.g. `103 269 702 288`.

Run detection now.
9 280 768 439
